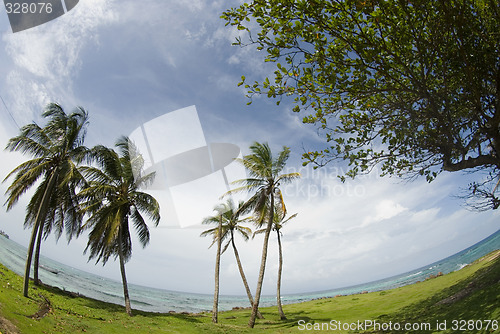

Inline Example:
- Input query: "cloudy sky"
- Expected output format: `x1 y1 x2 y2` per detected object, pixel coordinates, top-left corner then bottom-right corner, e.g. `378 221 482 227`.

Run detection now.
0 0 498 296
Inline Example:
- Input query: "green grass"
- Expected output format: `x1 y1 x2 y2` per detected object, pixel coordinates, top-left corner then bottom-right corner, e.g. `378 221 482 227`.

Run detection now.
0 250 499 333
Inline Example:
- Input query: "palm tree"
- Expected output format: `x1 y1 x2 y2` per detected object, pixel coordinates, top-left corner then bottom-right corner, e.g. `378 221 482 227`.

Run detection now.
204 210 222 324
3 103 89 297
227 142 300 328
200 199 263 320
78 137 160 316
254 204 297 320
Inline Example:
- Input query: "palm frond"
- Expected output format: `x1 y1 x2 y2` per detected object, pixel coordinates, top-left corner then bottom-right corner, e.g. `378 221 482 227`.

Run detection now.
276 172 301 185
221 240 231 254
236 225 252 241
201 215 222 225
4 162 52 210
272 146 291 176
132 191 160 226
252 228 266 238
5 132 51 159
130 206 150 247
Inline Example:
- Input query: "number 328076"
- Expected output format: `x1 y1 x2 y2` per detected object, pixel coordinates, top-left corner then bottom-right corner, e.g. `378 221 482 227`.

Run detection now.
5 2 53 14
451 320 498 331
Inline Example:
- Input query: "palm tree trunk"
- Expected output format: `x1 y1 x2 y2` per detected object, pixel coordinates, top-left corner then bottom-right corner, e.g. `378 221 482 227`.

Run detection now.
118 228 133 316
276 230 286 320
23 222 39 298
33 221 44 285
23 171 58 297
248 193 274 328
212 215 223 323
230 230 264 319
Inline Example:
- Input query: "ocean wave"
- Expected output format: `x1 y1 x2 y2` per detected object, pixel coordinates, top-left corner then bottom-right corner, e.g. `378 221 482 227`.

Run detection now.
131 299 153 306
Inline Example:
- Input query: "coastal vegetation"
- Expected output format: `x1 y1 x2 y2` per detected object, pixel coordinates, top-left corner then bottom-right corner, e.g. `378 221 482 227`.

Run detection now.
224 142 300 328
201 143 300 326
78 137 160 316
0 249 498 333
2 105 302 326
3 104 89 297
3 106 161 316
3 103 302 325
253 207 297 320
200 199 261 322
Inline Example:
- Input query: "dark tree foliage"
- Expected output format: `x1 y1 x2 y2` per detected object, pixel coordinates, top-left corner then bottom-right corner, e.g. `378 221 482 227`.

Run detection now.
222 0 500 210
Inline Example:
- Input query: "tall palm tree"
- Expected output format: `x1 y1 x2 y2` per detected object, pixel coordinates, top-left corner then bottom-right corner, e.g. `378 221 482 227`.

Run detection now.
78 137 160 316
254 204 297 320
3 103 89 297
206 211 222 324
200 199 263 319
227 142 300 328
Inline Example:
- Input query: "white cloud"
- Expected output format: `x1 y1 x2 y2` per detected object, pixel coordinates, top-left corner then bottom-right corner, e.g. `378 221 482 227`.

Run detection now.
2 0 118 121
362 199 407 226
409 207 440 224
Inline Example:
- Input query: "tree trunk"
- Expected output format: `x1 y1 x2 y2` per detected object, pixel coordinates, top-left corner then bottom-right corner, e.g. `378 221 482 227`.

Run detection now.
230 230 264 319
23 221 39 298
248 192 274 328
33 221 44 286
118 228 132 316
276 230 286 320
23 171 58 297
212 215 223 323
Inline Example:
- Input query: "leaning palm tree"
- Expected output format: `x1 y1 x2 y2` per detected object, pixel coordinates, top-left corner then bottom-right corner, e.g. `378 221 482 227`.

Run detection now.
201 206 223 323
78 137 160 316
200 199 263 319
254 204 297 320
226 142 300 328
3 103 89 297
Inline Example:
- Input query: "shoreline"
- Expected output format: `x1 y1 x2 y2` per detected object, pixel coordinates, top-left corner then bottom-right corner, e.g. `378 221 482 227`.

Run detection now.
0 250 499 334
1 230 499 313
2 249 499 316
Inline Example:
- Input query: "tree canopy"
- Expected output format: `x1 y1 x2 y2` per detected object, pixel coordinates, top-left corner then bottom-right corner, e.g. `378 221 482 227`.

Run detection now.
222 0 500 210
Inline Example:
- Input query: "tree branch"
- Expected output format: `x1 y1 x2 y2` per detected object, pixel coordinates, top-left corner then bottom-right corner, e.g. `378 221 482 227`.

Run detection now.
442 154 499 172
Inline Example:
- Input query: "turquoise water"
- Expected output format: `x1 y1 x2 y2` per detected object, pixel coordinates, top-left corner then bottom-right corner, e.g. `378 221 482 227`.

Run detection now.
0 229 499 313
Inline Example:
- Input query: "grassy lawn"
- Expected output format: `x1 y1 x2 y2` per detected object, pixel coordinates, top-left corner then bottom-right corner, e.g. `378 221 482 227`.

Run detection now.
0 250 498 333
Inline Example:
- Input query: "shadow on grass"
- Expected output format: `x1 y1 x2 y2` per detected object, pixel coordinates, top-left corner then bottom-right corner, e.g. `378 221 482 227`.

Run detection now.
249 310 334 330
35 283 206 324
132 309 206 324
361 254 500 334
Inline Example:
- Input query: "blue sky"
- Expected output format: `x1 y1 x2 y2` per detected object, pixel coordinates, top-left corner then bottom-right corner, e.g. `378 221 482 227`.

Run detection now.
0 0 498 296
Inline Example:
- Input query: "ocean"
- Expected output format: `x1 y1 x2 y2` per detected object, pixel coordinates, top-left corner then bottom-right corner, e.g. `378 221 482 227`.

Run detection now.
0 229 499 313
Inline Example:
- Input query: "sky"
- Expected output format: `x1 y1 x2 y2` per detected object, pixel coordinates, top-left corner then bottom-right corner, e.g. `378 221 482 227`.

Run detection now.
0 0 498 296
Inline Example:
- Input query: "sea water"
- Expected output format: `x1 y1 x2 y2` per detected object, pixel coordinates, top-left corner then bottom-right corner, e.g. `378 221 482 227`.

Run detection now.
0 229 499 313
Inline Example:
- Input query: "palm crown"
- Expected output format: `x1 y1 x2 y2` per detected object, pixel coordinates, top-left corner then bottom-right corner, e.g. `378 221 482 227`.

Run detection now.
3 103 89 297
200 199 252 253
79 137 160 264
229 142 300 222
4 103 89 240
